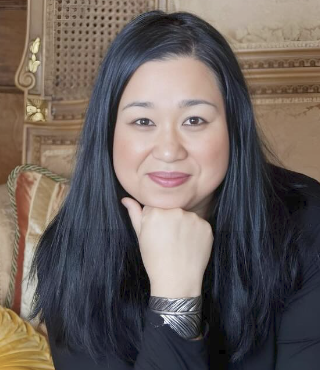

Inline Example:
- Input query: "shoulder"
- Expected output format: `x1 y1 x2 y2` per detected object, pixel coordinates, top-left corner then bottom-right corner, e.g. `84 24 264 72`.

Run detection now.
268 168 320 316
269 164 320 217
282 167 320 231
269 164 320 261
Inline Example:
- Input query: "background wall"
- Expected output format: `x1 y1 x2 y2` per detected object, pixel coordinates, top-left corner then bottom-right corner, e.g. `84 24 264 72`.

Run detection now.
0 0 26 184
0 0 319 184
168 0 320 181
167 0 320 45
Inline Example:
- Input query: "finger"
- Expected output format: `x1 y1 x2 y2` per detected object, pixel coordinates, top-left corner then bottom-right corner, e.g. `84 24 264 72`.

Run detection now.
121 197 143 236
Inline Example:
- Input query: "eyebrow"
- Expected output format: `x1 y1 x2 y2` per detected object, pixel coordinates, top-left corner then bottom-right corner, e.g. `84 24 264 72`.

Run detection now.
121 99 217 111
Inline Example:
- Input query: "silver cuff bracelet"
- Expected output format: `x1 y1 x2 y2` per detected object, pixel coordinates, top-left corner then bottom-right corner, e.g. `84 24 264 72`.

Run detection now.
148 295 202 340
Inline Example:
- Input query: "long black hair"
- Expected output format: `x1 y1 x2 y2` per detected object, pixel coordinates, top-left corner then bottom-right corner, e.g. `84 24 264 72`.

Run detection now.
29 10 309 366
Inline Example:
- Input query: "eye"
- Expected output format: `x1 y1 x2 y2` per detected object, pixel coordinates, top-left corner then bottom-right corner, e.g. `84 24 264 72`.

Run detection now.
133 118 153 126
132 116 207 127
184 116 207 126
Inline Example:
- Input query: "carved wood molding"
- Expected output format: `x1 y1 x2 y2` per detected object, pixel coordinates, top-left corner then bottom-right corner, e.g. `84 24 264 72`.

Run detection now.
51 100 88 122
233 41 320 50
31 135 79 165
248 84 320 100
250 84 320 95
15 0 44 94
23 124 81 165
236 46 320 99
26 98 48 122
252 95 320 105
238 49 320 70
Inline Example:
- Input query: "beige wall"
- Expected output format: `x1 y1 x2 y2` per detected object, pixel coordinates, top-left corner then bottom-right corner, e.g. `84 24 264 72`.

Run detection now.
254 102 320 180
167 0 320 45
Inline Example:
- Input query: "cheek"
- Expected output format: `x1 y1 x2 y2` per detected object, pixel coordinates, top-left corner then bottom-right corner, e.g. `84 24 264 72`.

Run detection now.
200 138 229 196
113 128 144 175
199 130 229 170
113 128 130 176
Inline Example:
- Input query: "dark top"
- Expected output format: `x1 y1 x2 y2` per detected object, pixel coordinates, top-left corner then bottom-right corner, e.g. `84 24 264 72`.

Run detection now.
46 166 320 369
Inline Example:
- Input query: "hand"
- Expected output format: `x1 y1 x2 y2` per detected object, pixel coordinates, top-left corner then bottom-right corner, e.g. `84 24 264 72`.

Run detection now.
121 197 214 298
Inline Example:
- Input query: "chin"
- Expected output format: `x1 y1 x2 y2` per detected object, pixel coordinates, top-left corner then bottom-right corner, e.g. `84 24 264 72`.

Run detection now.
145 202 184 210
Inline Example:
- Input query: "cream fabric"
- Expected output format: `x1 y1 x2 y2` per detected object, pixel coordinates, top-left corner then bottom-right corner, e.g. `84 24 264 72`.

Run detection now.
0 184 15 306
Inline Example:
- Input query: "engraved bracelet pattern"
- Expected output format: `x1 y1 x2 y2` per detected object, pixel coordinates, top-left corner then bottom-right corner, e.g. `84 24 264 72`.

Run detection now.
148 295 202 340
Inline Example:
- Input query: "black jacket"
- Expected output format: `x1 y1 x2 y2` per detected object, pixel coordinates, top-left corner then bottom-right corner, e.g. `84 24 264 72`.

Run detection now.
47 166 320 369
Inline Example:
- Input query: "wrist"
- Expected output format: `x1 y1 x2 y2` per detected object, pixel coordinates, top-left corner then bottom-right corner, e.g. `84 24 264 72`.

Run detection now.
150 286 202 299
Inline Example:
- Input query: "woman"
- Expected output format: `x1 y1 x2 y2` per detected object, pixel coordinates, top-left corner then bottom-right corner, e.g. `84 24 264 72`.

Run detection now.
29 10 320 369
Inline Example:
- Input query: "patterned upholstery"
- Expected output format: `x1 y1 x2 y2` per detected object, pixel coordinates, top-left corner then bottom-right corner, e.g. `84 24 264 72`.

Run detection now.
4 165 69 326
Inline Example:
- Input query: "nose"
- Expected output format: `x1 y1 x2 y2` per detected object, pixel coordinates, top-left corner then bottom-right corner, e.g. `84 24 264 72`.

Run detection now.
152 125 188 162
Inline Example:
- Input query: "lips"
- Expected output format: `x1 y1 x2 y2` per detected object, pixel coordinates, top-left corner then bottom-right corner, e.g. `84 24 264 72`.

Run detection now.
147 171 190 179
148 174 190 187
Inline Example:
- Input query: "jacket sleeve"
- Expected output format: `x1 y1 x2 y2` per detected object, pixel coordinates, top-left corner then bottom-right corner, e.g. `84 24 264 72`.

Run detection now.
47 308 210 370
134 307 210 369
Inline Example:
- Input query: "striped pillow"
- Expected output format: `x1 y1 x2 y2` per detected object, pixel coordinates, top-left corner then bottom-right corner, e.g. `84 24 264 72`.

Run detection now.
4 165 69 327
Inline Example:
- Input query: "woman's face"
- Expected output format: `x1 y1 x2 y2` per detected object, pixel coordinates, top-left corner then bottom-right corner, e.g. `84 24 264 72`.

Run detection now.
113 56 229 220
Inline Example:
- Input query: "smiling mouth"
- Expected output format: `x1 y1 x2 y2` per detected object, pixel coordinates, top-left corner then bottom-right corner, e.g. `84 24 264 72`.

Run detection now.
147 171 190 179
147 174 191 187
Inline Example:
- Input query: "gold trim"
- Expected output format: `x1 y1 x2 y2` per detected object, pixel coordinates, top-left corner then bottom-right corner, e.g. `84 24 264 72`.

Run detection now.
252 96 320 105
26 98 48 122
28 37 41 73
233 40 320 50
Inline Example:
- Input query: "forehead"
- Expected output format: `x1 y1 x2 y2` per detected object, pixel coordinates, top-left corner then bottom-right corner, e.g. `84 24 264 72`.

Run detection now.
129 56 218 84
119 56 222 105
